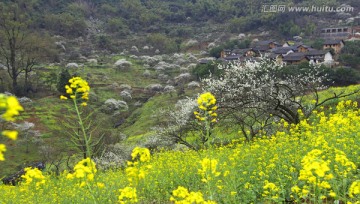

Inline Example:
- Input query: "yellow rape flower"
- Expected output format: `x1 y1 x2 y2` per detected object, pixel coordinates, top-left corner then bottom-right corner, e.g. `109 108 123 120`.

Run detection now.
1 95 24 121
131 147 151 162
195 92 218 124
118 187 138 204
21 167 46 188
1 94 22 162
97 182 105 188
170 186 216 204
2 130 18 140
61 77 90 104
0 144 6 161
349 180 360 198
67 158 97 183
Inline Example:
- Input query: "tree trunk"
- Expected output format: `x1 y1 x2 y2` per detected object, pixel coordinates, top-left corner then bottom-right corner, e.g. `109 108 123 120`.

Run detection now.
24 68 29 94
10 29 20 95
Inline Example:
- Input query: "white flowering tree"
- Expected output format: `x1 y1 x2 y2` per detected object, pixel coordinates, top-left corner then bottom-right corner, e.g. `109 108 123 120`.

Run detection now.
202 58 359 140
155 97 200 150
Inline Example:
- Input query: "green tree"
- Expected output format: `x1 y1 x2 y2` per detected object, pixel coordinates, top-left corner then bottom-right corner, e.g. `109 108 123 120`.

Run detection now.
57 69 71 94
0 1 55 95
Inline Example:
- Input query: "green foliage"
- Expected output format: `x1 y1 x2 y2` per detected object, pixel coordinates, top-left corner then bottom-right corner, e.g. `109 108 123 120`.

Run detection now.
56 69 71 94
311 38 325 50
105 18 130 35
341 41 360 56
42 13 87 37
304 21 316 36
209 46 224 58
192 62 223 80
42 71 58 91
339 54 360 69
1 0 358 41
66 1 93 18
279 20 301 37
209 39 251 58
228 16 261 33
339 41 360 69
325 68 360 86
146 33 179 53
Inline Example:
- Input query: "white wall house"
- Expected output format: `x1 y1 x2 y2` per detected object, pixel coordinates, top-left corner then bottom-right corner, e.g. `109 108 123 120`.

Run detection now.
323 51 334 67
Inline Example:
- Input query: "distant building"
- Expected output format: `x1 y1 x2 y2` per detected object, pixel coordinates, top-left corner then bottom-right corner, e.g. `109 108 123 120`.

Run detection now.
252 40 281 53
320 26 360 39
322 39 345 54
220 48 257 59
217 38 337 67
320 27 351 39
280 52 310 65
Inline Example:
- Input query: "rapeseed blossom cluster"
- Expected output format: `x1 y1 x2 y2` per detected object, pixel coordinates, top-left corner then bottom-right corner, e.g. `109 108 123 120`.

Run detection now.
194 92 217 123
118 187 138 204
126 147 152 185
296 149 332 198
349 180 360 199
262 180 280 200
60 77 90 106
198 158 221 183
170 186 217 204
131 147 151 162
0 94 24 121
0 94 23 161
119 147 152 203
21 167 46 188
66 157 97 186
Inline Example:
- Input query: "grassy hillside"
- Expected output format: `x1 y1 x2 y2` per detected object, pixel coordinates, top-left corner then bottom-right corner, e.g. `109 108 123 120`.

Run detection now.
0 52 202 176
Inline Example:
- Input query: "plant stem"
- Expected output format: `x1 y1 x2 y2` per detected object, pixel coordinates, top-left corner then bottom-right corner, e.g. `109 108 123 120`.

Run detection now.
73 96 91 159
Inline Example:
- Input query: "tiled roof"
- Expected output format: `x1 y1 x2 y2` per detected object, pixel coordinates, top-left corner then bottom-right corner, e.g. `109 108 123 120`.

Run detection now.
282 52 308 61
323 39 344 45
270 47 296 54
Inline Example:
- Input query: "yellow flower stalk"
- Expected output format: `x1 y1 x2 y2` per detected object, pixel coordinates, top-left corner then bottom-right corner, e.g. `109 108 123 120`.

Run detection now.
194 92 218 148
60 77 94 158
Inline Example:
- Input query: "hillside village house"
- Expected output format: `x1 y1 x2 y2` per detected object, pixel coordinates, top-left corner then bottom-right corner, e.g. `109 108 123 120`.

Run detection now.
218 39 335 66
220 48 256 59
323 39 345 54
279 53 310 65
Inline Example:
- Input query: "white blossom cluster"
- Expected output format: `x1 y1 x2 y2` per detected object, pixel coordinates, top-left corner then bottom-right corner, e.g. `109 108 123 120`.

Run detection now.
203 58 328 125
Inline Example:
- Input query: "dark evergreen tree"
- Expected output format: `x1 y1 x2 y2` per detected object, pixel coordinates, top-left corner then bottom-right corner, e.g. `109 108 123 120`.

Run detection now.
57 69 71 94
